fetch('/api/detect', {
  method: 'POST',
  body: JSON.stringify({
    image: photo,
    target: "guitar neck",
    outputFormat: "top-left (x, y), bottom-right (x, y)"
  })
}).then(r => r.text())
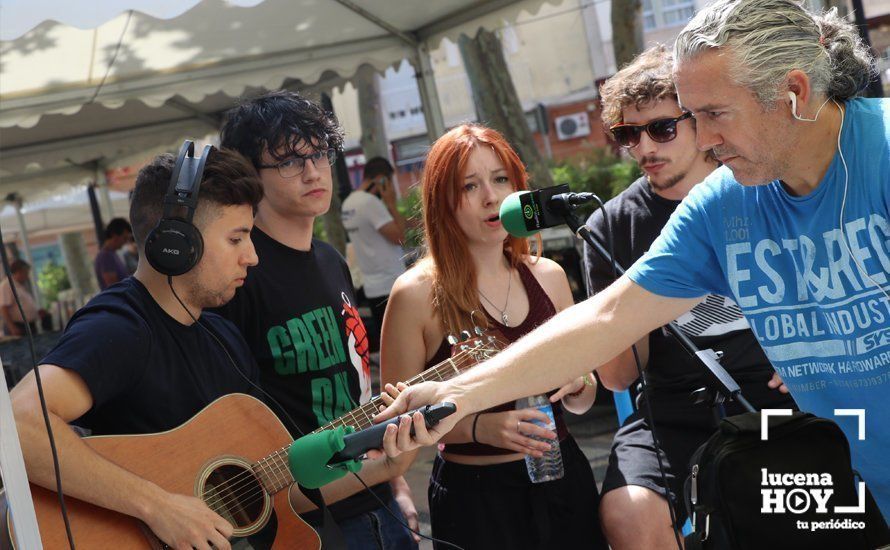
top-left (311, 348), bottom-right (479, 434)
top-left (254, 344), bottom-right (493, 495)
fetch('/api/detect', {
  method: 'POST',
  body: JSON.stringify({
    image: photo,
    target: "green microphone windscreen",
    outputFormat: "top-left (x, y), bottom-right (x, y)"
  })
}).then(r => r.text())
top-left (499, 191), bottom-right (538, 238)
top-left (288, 427), bottom-right (363, 489)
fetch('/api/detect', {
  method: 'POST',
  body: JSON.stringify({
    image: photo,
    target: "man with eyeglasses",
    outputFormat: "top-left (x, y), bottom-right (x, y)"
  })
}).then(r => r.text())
top-left (585, 44), bottom-right (796, 550)
top-left (216, 90), bottom-right (419, 549)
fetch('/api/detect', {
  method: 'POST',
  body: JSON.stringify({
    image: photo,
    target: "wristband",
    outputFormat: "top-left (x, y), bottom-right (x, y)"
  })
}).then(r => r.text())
top-left (566, 386), bottom-right (585, 398)
top-left (471, 413), bottom-right (483, 443)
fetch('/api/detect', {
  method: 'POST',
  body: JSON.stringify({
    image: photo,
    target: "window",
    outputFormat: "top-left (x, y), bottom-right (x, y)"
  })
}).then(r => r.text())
top-left (643, 0), bottom-right (656, 31)
top-left (662, 0), bottom-right (695, 28)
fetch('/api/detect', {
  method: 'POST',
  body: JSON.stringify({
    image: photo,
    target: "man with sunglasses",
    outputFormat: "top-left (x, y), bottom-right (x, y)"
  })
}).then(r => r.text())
top-left (585, 44), bottom-right (795, 549)
top-left (375, 0), bottom-right (890, 530)
top-left (216, 90), bottom-right (419, 549)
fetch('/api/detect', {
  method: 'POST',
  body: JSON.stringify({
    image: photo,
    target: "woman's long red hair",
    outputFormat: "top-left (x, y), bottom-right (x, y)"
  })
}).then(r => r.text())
top-left (419, 124), bottom-right (539, 335)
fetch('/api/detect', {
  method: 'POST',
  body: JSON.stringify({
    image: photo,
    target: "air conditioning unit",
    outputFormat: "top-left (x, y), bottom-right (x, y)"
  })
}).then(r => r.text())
top-left (554, 112), bottom-right (591, 141)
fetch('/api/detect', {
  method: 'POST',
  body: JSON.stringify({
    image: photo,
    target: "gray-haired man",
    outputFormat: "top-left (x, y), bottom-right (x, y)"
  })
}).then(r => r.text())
top-left (378, 0), bottom-right (890, 524)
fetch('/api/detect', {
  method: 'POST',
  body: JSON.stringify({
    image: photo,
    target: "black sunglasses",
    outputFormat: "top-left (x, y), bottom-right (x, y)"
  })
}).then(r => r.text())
top-left (610, 112), bottom-right (693, 148)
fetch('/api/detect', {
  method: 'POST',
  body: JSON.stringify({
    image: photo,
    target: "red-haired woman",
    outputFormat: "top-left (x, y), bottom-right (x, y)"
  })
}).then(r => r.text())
top-left (381, 124), bottom-right (607, 549)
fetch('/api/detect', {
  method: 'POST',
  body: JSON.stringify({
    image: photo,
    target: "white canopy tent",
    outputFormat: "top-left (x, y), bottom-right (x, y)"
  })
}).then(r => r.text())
top-left (0, 185), bottom-right (131, 238)
top-left (1, 0), bottom-right (561, 196)
top-left (0, 4), bottom-right (553, 544)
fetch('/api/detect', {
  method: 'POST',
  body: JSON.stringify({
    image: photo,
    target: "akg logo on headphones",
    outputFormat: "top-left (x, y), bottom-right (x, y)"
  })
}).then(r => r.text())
top-left (162, 248), bottom-right (181, 256)
top-left (523, 204), bottom-right (534, 219)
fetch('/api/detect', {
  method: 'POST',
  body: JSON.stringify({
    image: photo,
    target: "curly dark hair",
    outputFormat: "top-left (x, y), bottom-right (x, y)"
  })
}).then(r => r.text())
top-left (599, 44), bottom-right (676, 129)
top-left (220, 90), bottom-right (344, 167)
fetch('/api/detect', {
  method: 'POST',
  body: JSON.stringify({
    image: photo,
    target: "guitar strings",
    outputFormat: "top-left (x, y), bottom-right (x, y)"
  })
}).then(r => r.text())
top-left (202, 356), bottom-right (466, 516)
top-left (201, 353), bottom-right (472, 515)
top-left (202, 337), bottom-right (505, 516)
top-left (200, 343), bottom-right (484, 502)
top-left (199, 343), bottom-right (499, 516)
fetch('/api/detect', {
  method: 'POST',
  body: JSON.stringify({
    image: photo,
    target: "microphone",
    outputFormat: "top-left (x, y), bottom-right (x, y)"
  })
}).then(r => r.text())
top-left (287, 403), bottom-right (457, 489)
top-left (288, 427), bottom-right (363, 489)
top-left (499, 184), bottom-right (598, 237)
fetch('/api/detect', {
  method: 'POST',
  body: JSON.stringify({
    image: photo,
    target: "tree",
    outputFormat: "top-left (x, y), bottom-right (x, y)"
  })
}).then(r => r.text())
top-left (319, 92), bottom-right (349, 255)
top-left (356, 65), bottom-right (390, 161)
top-left (458, 29), bottom-right (554, 189)
top-left (611, 0), bottom-right (644, 71)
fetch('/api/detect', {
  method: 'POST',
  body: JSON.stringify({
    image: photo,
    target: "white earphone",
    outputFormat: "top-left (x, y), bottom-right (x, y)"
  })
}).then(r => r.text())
top-left (831, 99), bottom-right (890, 302)
top-left (788, 91), bottom-right (831, 123)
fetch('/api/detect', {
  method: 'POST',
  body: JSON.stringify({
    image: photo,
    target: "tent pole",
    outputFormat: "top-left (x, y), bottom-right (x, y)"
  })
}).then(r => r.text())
top-left (87, 184), bottom-right (106, 248)
top-left (95, 162), bottom-right (115, 220)
top-left (12, 199), bottom-right (43, 308)
top-left (414, 42), bottom-right (446, 141)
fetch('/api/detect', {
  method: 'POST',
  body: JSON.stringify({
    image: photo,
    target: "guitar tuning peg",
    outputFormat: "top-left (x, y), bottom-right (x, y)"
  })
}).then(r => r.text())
top-left (459, 330), bottom-right (472, 341)
top-left (474, 326), bottom-right (484, 336)
top-left (447, 334), bottom-right (459, 345)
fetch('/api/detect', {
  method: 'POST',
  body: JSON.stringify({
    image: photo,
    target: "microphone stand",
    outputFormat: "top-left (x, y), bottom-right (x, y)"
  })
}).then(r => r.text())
top-left (559, 208), bottom-right (756, 415)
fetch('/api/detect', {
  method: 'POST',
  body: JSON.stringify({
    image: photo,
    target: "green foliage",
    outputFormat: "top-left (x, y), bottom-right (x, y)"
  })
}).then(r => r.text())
top-left (313, 216), bottom-right (327, 242)
top-left (37, 260), bottom-right (71, 306)
top-left (549, 150), bottom-right (642, 218)
top-left (396, 186), bottom-right (424, 249)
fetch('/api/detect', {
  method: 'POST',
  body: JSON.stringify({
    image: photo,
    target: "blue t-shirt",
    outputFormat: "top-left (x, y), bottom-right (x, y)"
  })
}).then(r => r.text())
top-left (627, 98), bottom-right (890, 515)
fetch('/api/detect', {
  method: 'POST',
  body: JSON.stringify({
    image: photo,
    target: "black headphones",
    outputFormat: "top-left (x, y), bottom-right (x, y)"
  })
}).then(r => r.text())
top-left (144, 140), bottom-right (213, 276)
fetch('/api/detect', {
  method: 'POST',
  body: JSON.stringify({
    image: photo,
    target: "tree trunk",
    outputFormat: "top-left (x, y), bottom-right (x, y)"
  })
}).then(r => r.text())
top-left (611, 0), bottom-right (643, 71)
top-left (319, 92), bottom-right (348, 255)
top-left (458, 29), bottom-right (553, 189)
top-left (356, 65), bottom-right (390, 161)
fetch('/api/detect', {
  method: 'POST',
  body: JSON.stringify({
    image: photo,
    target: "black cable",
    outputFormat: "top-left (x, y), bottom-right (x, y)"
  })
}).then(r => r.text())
top-left (87, 10), bottom-right (133, 105)
top-left (348, 468), bottom-right (465, 550)
top-left (0, 226), bottom-right (75, 549)
top-left (167, 277), bottom-right (462, 549)
top-left (586, 195), bottom-right (684, 550)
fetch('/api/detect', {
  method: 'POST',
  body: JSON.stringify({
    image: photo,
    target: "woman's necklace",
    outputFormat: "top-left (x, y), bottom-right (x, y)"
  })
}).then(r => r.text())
top-left (478, 267), bottom-right (513, 326)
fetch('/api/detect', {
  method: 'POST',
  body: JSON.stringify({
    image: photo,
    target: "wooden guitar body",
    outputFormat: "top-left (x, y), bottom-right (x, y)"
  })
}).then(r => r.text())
top-left (7, 394), bottom-right (320, 549)
top-left (5, 331), bottom-right (503, 549)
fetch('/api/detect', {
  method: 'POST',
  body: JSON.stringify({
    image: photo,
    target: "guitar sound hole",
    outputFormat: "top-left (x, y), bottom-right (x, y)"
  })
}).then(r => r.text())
top-left (202, 464), bottom-right (266, 530)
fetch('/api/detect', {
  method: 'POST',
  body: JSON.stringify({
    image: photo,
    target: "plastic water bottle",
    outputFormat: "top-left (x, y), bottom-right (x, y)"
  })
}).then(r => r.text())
top-left (516, 394), bottom-right (564, 483)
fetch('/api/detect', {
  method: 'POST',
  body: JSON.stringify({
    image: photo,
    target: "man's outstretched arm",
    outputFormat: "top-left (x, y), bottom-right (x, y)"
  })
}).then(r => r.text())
top-left (376, 276), bottom-right (703, 454)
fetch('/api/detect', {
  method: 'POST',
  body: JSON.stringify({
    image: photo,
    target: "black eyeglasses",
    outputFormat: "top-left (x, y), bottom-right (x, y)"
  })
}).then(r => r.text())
top-left (258, 148), bottom-right (337, 178)
top-left (609, 112), bottom-right (693, 148)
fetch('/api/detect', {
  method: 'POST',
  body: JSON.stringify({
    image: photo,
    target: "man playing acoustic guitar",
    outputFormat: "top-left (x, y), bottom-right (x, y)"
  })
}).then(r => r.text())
top-left (11, 148), bottom-right (264, 550)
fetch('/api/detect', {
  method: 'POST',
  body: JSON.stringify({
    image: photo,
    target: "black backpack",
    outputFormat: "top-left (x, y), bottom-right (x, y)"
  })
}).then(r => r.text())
top-left (684, 411), bottom-right (889, 550)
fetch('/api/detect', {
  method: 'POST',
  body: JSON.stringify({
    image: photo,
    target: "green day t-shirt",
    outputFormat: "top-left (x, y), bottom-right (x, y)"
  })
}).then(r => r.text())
top-left (626, 98), bottom-right (890, 516)
top-left (213, 228), bottom-right (385, 520)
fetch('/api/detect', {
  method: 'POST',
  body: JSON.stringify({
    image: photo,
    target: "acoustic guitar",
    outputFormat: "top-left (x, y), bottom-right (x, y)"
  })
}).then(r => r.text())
top-left (2, 331), bottom-right (502, 549)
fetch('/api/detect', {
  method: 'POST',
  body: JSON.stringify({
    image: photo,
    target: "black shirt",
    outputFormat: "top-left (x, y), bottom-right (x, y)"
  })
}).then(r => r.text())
top-left (214, 228), bottom-right (388, 522)
top-left (584, 177), bottom-right (778, 398)
top-left (41, 277), bottom-right (259, 436)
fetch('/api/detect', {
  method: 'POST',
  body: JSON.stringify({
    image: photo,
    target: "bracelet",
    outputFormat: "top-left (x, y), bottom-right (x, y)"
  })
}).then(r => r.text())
top-left (471, 413), bottom-right (483, 443)
top-left (566, 386), bottom-right (585, 398)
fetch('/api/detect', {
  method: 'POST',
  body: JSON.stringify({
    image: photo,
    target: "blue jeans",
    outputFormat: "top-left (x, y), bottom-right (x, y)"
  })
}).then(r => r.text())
top-left (338, 496), bottom-right (419, 550)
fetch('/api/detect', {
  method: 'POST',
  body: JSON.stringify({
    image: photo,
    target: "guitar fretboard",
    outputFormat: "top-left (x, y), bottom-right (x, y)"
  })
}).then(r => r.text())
top-left (251, 342), bottom-right (499, 495)
top-left (310, 347), bottom-right (486, 434)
